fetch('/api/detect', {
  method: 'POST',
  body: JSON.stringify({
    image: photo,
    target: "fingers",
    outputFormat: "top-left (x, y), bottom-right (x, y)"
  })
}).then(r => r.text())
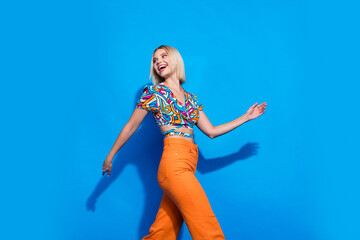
top-left (258, 103), bottom-right (266, 109)
top-left (258, 102), bottom-right (267, 114)
top-left (102, 162), bottom-right (112, 177)
top-left (102, 169), bottom-right (111, 177)
top-left (253, 102), bottom-right (267, 116)
top-left (257, 102), bottom-right (267, 108)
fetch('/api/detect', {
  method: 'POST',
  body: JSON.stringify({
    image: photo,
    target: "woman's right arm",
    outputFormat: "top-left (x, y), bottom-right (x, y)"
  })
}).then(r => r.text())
top-left (102, 108), bottom-right (148, 176)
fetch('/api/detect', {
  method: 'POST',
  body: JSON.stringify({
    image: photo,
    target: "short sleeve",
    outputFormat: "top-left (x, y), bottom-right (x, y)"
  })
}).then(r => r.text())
top-left (192, 94), bottom-right (203, 111)
top-left (136, 85), bottom-right (157, 112)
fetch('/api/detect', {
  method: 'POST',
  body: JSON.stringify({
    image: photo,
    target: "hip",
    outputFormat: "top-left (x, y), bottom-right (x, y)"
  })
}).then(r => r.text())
top-left (157, 138), bottom-right (199, 183)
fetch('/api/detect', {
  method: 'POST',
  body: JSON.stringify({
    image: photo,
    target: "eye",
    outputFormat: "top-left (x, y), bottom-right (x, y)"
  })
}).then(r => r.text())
top-left (162, 54), bottom-right (167, 58)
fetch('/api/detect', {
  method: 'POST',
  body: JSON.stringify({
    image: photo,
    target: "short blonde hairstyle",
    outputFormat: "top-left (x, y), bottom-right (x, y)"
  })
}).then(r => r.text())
top-left (149, 45), bottom-right (186, 85)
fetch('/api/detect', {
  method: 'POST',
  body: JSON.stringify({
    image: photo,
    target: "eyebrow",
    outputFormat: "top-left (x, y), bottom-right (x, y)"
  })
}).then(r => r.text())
top-left (153, 53), bottom-right (167, 60)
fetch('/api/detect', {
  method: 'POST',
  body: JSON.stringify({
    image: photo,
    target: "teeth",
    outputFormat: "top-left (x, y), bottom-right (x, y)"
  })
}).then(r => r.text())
top-left (159, 64), bottom-right (167, 70)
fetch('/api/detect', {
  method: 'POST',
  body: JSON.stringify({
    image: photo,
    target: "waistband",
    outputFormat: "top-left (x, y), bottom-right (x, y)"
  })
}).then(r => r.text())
top-left (164, 131), bottom-right (193, 138)
top-left (164, 137), bottom-right (198, 149)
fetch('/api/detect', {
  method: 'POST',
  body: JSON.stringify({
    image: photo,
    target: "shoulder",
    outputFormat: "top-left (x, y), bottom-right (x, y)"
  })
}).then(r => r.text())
top-left (186, 90), bottom-right (203, 109)
top-left (186, 90), bottom-right (199, 101)
top-left (141, 84), bottom-right (167, 97)
top-left (153, 84), bottom-right (168, 95)
top-left (141, 84), bottom-right (158, 93)
top-left (141, 84), bottom-right (152, 91)
top-left (154, 83), bottom-right (166, 90)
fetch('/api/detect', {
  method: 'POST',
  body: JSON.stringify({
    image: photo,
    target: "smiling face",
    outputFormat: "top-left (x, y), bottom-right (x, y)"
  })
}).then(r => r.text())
top-left (149, 45), bottom-right (186, 85)
top-left (152, 48), bottom-right (174, 79)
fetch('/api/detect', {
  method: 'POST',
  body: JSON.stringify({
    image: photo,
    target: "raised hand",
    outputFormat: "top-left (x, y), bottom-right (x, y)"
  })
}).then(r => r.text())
top-left (245, 102), bottom-right (267, 121)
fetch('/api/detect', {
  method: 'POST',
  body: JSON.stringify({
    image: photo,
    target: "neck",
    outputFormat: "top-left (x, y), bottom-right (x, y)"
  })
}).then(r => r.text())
top-left (163, 74), bottom-right (181, 91)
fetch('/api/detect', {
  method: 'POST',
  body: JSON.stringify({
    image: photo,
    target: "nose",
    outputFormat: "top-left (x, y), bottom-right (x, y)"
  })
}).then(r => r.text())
top-left (156, 60), bottom-right (163, 66)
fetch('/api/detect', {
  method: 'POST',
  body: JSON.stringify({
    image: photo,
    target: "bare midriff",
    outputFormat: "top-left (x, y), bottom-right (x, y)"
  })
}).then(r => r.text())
top-left (160, 125), bottom-right (194, 143)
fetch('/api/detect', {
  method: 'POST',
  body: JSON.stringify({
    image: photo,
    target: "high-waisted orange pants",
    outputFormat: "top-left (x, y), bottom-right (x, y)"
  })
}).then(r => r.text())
top-left (142, 138), bottom-right (225, 240)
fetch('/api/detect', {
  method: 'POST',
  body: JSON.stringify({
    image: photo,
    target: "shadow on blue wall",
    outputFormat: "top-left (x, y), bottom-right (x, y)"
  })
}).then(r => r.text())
top-left (86, 86), bottom-right (259, 239)
top-left (196, 142), bottom-right (259, 174)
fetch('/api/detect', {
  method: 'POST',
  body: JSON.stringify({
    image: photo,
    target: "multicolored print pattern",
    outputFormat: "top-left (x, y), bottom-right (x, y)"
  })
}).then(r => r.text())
top-left (136, 84), bottom-right (203, 129)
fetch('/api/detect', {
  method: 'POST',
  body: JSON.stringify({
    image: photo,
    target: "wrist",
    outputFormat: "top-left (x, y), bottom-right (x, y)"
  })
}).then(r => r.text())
top-left (242, 114), bottom-right (250, 122)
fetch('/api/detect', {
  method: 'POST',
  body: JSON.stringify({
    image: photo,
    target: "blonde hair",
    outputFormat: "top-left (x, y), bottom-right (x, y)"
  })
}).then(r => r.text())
top-left (149, 45), bottom-right (186, 85)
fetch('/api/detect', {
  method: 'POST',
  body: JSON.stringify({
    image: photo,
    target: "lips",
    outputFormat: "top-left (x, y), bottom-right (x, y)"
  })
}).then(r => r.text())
top-left (158, 64), bottom-right (167, 72)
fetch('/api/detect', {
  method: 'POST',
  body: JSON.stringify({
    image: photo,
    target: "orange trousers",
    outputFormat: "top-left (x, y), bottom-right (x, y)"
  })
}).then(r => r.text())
top-left (142, 138), bottom-right (225, 240)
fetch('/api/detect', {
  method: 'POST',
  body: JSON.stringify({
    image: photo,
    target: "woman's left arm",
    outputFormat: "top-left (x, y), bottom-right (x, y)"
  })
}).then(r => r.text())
top-left (196, 102), bottom-right (267, 139)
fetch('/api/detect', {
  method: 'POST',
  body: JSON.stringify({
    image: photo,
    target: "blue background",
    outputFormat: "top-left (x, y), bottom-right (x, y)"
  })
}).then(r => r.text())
top-left (1, 0), bottom-right (359, 239)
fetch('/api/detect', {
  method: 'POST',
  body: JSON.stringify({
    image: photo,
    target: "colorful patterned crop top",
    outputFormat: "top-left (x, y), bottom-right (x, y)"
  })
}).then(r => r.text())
top-left (136, 83), bottom-right (203, 138)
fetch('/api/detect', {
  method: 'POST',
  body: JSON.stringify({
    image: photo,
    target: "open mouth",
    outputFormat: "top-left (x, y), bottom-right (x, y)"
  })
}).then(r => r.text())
top-left (158, 64), bottom-right (167, 72)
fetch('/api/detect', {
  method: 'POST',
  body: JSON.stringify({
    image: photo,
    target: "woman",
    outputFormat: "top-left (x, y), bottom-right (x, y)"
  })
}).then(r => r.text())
top-left (102, 45), bottom-right (267, 239)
